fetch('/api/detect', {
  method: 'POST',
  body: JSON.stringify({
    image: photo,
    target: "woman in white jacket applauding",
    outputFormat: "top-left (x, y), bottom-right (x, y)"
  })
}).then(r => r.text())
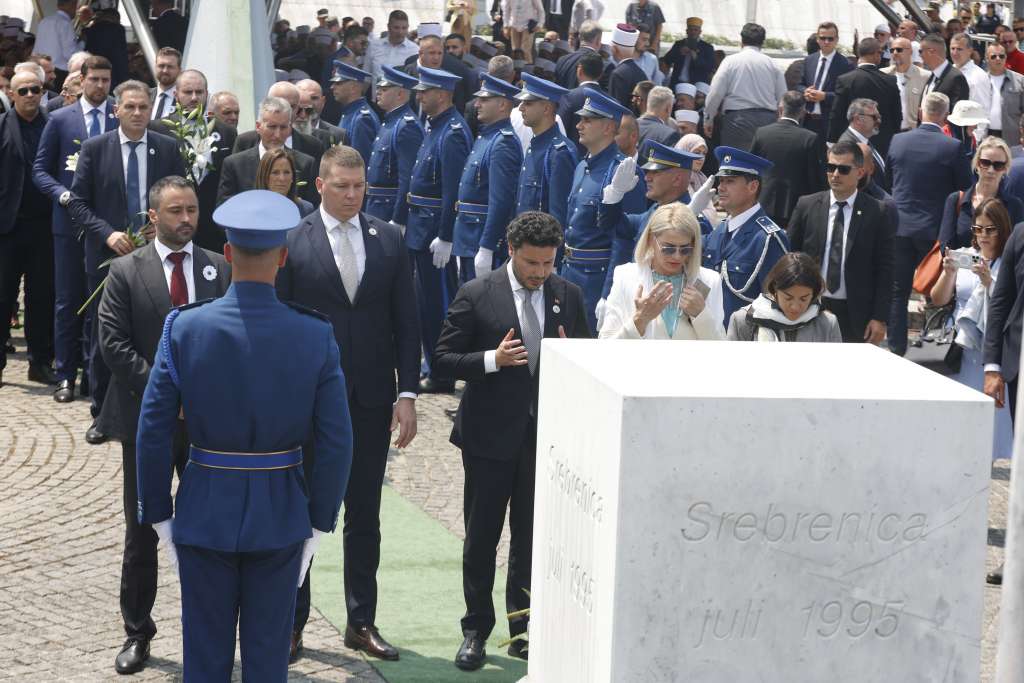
top-left (599, 203), bottom-right (725, 340)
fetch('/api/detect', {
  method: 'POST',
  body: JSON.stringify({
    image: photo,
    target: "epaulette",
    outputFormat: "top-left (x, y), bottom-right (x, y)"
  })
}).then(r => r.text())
top-left (450, 121), bottom-right (463, 130)
top-left (176, 297), bottom-right (215, 312)
top-left (500, 128), bottom-right (515, 136)
top-left (284, 300), bottom-right (330, 322)
top-left (553, 140), bottom-right (567, 149)
top-left (360, 107), bottom-right (371, 114)
top-left (403, 114), bottom-right (417, 122)
top-left (755, 215), bottom-right (781, 235)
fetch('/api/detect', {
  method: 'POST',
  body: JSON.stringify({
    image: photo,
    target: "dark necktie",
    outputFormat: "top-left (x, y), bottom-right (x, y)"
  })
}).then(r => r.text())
top-left (88, 108), bottom-right (101, 138)
top-left (126, 141), bottom-right (143, 231)
top-left (807, 57), bottom-right (828, 111)
top-left (827, 201), bottom-right (847, 293)
top-left (167, 252), bottom-right (188, 307)
top-left (522, 288), bottom-right (541, 375)
top-left (154, 92), bottom-right (167, 120)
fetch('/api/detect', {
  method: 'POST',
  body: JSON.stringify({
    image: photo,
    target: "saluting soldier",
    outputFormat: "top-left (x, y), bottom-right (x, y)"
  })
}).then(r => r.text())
top-left (365, 65), bottom-right (424, 226)
top-left (135, 190), bottom-right (354, 680)
top-left (702, 146), bottom-right (790, 325)
top-left (407, 66), bottom-right (473, 394)
top-left (329, 60), bottom-right (381, 166)
top-left (562, 87), bottom-right (647, 333)
top-left (453, 74), bottom-right (523, 284)
top-left (514, 73), bottom-right (578, 233)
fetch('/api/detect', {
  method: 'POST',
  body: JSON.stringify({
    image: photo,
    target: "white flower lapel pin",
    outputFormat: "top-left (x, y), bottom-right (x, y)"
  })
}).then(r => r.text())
top-left (552, 297), bottom-right (561, 314)
top-left (149, 148), bottom-right (155, 156)
top-left (202, 265), bottom-right (217, 281)
top-left (368, 227), bottom-right (378, 236)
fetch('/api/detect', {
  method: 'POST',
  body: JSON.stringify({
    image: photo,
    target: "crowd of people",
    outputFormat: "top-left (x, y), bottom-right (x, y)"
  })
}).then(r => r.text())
top-left (2, 0), bottom-right (1024, 678)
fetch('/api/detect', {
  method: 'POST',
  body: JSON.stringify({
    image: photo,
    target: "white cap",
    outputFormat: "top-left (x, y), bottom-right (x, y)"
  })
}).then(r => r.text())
top-left (418, 22), bottom-right (443, 38)
top-left (674, 109), bottom-right (700, 124)
top-left (875, 23), bottom-right (891, 34)
top-left (947, 99), bottom-right (989, 127)
top-left (675, 83), bottom-right (697, 97)
top-left (612, 23), bottom-right (639, 47)
top-left (695, 82), bottom-right (710, 94)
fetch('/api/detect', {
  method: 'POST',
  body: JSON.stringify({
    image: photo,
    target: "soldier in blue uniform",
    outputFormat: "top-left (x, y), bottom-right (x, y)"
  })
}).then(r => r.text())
top-left (562, 87), bottom-right (647, 333)
top-left (328, 61), bottom-right (381, 166)
top-left (453, 74), bottom-right (523, 284)
top-left (514, 73), bottom-right (578, 235)
top-left (365, 66), bottom-right (424, 226)
top-left (407, 66), bottom-right (473, 393)
top-left (702, 146), bottom-right (790, 326)
top-left (135, 190), bottom-right (354, 681)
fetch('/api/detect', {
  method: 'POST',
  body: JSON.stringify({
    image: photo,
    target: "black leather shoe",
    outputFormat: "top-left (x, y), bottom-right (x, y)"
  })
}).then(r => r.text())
top-left (28, 363), bottom-right (58, 385)
top-left (54, 380), bottom-right (75, 403)
top-left (507, 638), bottom-right (528, 660)
top-left (115, 637), bottom-right (150, 674)
top-left (418, 377), bottom-right (455, 394)
top-left (455, 632), bottom-right (486, 671)
top-left (85, 421), bottom-right (107, 445)
top-left (345, 624), bottom-right (399, 660)
top-left (289, 629), bottom-right (303, 664)
top-left (987, 562), bottom-right (1004, 585)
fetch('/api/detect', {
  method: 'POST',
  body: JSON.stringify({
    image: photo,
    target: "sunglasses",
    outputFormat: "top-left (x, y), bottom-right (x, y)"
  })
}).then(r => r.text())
top-left (990, 53), bottom-right (1007, 59)
top-left (972, 224), bottom-right (1000, 235)
top-left (16, 85), bottom-right (42, 96)
top-left (1002, 39), bottom-right (1017, 45)
top-left (978, 158), bottom-right (1008, 170)
top-left (826, 163), bottom-right (854, 175)
top-left (297, 106), bottom-right (316, 115)
top-left (891, 47), bottom-right (906, 53)
top-left (1016, 27), bottom-right (1024, 32)
top-left (655, 240), bottom-right (694, 257)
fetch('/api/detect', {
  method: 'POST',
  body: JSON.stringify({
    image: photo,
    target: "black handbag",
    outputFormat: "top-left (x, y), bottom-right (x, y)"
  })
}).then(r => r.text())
top-left (943, 340), bottom-right (964, 373)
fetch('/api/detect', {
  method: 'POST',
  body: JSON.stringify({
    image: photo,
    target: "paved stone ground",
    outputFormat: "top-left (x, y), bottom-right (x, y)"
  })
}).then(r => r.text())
top-left (0, 321), bottom-right (1010, 681)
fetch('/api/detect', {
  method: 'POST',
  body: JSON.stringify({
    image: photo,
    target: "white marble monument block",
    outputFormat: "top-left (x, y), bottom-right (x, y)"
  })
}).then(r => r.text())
top-left (529, 340), bottom-right (992, 683)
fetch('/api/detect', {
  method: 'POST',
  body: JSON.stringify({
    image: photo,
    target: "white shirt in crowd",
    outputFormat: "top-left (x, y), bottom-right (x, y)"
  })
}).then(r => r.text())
top-left (988, 72), bottom-right (1006, 131)
top-left (34, 9), bottom-right (81, 71)
top-left (153, 238), bottom-right (196, 304)
top-left (958, 59), bottom-right (990, 104)
top-left (151, 86), bottom-right (176, 120)
top-left (321, 205), bottom-right (367, 281)
top-left (704, 46), bottom-right (786, 120)
top-left (118, 128), bottom-right (148, 216)
top-left (726, 203), bottom-right (763, 233)
top-left (80, 99), bottom-right (109, 134)
top-left (810, 51), bottom-right (836, 115)
top-left (636, 51), bottom-right (663, 85)
top-left (365, 36), bottom-right (419, 86)
top-left (483, 262), bottom-right (545, 373)
top-left (823, 190), bottom-right (856, 300)
top-left (258, 136), bottom-right (294, 158)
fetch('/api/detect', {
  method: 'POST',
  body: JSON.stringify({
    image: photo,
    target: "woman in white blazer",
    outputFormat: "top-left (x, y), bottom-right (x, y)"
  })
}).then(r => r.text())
top-left (599, 203), bottom-right (725, 340)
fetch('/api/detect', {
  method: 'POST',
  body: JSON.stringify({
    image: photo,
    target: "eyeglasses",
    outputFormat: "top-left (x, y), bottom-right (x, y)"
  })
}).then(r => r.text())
top-left (1001, 38), bottom-right (1017, 45)
top-left (825, 162), bottom-right (854, 175)
top-left (891, 47), bottom-right (906, 53)
top-left (978, 158), bottom-right (1008, 170)
top-left (972, 224), bottom-right (1000, 235)
top-left (298, 106), bottom-right (315, 115)
top-left (858, 112), bottom-right (881, 121)
top-left (655, 240), bottom-right (694, 257)
top-left (817, 35), bottom-right (836, 42)
top-left (16, 85), bottom-right (42, 96)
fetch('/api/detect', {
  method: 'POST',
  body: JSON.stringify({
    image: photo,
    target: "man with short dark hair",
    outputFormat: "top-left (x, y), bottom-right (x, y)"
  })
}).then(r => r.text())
top-left (434, 211), bottom-right (590, 671)
top-left (920, 32), bottom-right (969, 112)
top-left (149, 47), bottom-right (181, 120)
top-left (797, 21), bottom-right (853, 139)
top-left (445, 33), bottom-right (467, 58)
top-left (827, 37), bottom-right (901, 157)
top-left (558, 51), bottom-right (605, 149)
top-left (364, 10), bottom-right (419, 86)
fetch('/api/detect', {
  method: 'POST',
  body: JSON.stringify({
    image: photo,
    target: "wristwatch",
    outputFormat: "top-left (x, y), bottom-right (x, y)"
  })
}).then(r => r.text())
top-left (58, 190), bottom-right (71, 207)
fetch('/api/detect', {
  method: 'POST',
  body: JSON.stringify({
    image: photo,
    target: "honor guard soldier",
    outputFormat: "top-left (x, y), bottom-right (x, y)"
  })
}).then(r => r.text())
top-left (563, 87), bottom-right (647, 333)
top-left (514, 73), bottom-right (578, 234)
top-left (135, 190), bottom-right (354, 680)
top-left (365, 65), bottom-right (424, 226)
top-left (453, 74), bottom-right (523, 283)
top-left (408, 66), bottom-right (473, 393)
top-left (329, 60), bottom-right (381, 166)
top-left (702, 146), bottom-right (790, 325)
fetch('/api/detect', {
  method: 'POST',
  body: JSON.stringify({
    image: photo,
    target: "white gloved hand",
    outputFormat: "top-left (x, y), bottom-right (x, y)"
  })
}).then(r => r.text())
top-left (153, 518), bottom-right (179, 578)
top-left (595, 298), bottom-right (607, 330)
top-left (297, 528), bottom-right (325, 587)
top-left (602, 157), bottom-right (639, 205)
top-left (429, 238), bottom-right (453, 269)
top-left (687, 174), bottom-right (716, 216)
top-left (474, 247), bottom-right (493, 277)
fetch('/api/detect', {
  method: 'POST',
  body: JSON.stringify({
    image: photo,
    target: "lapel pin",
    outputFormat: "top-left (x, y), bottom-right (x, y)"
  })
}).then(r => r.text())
top-left (368, 227), bottom-right (377, 236)
top-left (552, 298), bottom-right (560, 314)
top-left (202, 265), bottom-right (217, 281)
top-left (857, 210), bottom-right (862, 216)
top-left (149, 148), bottom-right (155, 155)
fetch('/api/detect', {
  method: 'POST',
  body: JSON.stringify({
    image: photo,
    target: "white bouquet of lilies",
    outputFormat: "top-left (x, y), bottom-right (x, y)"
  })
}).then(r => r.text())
top-left (162, 103), bottom-right (220, 186)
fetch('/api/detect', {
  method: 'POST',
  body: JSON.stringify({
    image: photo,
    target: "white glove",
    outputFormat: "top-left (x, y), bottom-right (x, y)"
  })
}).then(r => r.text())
top-left (297, 528), bottom-right (325, 587)
top-left (601, 157), bottom-right (639, 205)
top-left (687, 174), bottom-right (716, 216)
top-left (153, 519), bottom-right (179, 578)
top-left (474, 247), bottom-right (493, 277)
top-left (429, 238), bottom-right (453, 269)
top-left (595, 298), bottom-right (607, 330)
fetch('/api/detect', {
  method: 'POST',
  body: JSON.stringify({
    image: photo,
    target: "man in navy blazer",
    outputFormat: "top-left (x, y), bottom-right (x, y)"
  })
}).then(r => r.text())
top-left (885, 91), bottom-right (972, 356)
top-left (276, 146), bottom-right (419, 662)
top-left (797, 21), bottom-right (853, 139)
top-left (33, 55), bottom-right (117, 404)
top-left (66, 79), bottom-right (184, 443)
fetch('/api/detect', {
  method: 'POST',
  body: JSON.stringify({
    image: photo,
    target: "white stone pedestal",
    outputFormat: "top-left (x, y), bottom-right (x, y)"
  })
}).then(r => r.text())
top-left (528, 341), bottom-right (992, 683)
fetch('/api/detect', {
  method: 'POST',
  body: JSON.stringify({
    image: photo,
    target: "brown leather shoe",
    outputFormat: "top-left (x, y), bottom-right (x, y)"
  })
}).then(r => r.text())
top-left (289, 630), bottom-right (303, 664)
top-left (344, 624), bottom-right (399, 660)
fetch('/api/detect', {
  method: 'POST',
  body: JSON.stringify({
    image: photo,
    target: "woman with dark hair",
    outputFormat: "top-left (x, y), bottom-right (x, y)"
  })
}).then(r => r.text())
top-left (931, 196), bottom-right (1013, 458)
top-left (727, 252), bottom-right (842, 342)
top-left (255, 147), bottom-right (315, 216)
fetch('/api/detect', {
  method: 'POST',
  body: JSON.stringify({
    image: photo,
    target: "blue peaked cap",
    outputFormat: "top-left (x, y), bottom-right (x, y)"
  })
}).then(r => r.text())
top-left (214, 190), bottom-right (300, 249)
top-left (640, 140), bottom-right (703, 171)
top-left (515, 72), bottom-right (570, 103)
top-left (474, 73), bottom-right (522, 100)
top-left (378, 64), bottom-right (419, 90)
top-left (713, 146), bottom-right (774, 177)
top-left (329, 60), bottom-right (372, 83)
top-left (575, 86), bottom-right (632, 123)
top-left (413, 66), bottom-right (461, 92)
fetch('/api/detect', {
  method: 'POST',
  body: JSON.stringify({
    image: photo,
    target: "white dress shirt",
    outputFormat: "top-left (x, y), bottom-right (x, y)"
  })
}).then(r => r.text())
top-left (321, 205), bottom-right (367, 281)
top-left (118, 128), bottom-right (148, 216)
top-left (365, 37), bottom-right (419, 83)
top-left (925, 60), bottom-right (950, 94)
top-left (704, 46), bottom-right (787, 119)
top-left (959, 59), bottom-right (990, 104)
top-left (81, 99), bottom-right (109, 135)
top-left (484, 262), bottom-right (546, 373)
top-left (726, 203), bottom-right (763, 233)
top-left (989, 73), bottom-right (1006, 130)
top-left (822, 190), bottom-right (856, 300)
top-left (258, 136), bottom-right (294, 158)
top-left (153, 238), bottom-right (196, 304)
top-left (810, 51), bottom-right (835, 115)
top-left (151, 86), bottom-right (176, 120)
top-left (34, 10), bottom-right (81, 71)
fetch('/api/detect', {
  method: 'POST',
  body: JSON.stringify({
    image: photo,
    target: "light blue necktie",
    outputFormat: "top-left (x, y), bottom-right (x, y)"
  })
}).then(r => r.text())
top-left (88, 108), bottom-right (101, 138)
top-left (126, 141), bottom-right (143, 231)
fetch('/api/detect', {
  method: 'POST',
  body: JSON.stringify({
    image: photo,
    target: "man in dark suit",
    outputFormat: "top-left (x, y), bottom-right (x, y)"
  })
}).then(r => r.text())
top-left (797, 21), bottom-right (853, 139)
top-left (919, 32), bottom-right (970, 114)
top-left (277, 145), bottom-right (419, 663)
top-left (232, 81), bottom-right (330, 163)
top-left (836, 97), bottom-right (889, 190)
top-left (984, 222), bottom-right (1024, 417)
top-left (402, 36), bottom-right (478, 115)
top-left (434, 211), bottom-right (590, 671)
top-left (149, 48), bottom-right (181, 121)
top-left (750, 90), bottom-right (826, 228)
top-left (217, 96), bottom-right (319, 208)
top-left (150, 0), bottom-right (188, 52)
top-left (148, 69), bottom-right (237, 252)
top-left (663, 17), bottom-right (716, 88)
top-left (67, 79), bottom-right (185, 444)
top-left (34, 56), bottom-right (118, 402)
top-left (0, 69), bottom-right (56, 387)
top-left (295, 78), bottom-right (347, 146)
top-left (607, 25), bottom-right (647, 110)
top-left (827, 37), bottom-right (901, 158)
top-left (636, 85), bottom-right (681, 148)
top-left (787, 141), bottom-right (893, 343)
top-left (96, 176), bottom-right (229, 674)
top-left (558, 52), bottom-right (606, 152)
top-left (885, 91), bottom-right (972, 356)
top-left (554, 21), bottom-right (605, 90)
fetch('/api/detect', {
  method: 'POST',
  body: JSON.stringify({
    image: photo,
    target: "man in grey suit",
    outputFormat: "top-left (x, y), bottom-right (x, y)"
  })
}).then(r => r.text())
top-left (96, 176), bottom-right (230, 674)
top-left (636, 85), bottom-right (681, 149)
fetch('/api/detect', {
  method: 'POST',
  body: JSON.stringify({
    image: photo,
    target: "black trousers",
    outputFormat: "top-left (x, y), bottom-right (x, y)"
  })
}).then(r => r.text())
top-left (120, 423), bottom-right (187, 640)
top-left (888, 235), bottom-right (934, 356)
top-left (822, 297), bottom-right (860, 342)
top-left (461, 419), bottom-right (537, 640)
top-left (0, 218), bottom-right (54, 369)
top-left (295, 402), bottom-right (392, 631)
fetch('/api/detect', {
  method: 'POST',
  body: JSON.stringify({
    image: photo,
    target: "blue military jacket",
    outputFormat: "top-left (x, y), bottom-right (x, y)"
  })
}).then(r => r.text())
top-left (405, 106), bottom-right (472, 251)
top-left (515, 125), bottom-right (578, 230)
top-left (600, 189), bottom-right (694, 273)
top-left (338, 97), bottom-right (381, 167)
top-left (136, 282), bottom-right (354, 552)
top-left (452, 118), bottom-right (523, 257)
top-left (702, 205), bottom-right (790, 325)
top-left (365, 104), bottom-right (424, 226)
